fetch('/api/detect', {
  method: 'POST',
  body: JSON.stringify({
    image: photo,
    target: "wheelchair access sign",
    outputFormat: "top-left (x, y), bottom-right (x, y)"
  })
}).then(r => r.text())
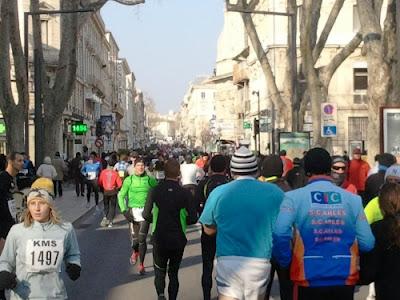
top-left (321, 103), bottom-right (337, 137)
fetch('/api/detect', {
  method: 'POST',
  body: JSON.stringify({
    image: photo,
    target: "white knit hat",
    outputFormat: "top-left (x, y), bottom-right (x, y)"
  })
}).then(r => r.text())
top-left (230, 146), bottom-right (258, 174)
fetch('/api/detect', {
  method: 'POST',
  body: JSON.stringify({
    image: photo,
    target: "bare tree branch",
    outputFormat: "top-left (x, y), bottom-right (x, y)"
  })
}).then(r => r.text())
top-left (312, 0), bottom-right (345, 63)
top-left (320, 32), bottom-right (363, 84)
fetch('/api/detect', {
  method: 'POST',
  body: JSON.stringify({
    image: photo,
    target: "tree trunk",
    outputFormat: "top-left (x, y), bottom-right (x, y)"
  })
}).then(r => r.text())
top-left (0, 1), bottom-right (26, 152)
top-left (3, 110), bottom-right (25, 152)
top-left (43, 115), bottom-right (63, 157)
top-left (357, 0), bottom-right (392, 163)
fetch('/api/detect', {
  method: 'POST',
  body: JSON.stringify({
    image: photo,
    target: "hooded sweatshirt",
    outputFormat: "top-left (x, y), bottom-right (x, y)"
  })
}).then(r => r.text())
top-left (0, 221), bottom-right (80, 299)
top-left (36, 157), bottom-right (57, 180)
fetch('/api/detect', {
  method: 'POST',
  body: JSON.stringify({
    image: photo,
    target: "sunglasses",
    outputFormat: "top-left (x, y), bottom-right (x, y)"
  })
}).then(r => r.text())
top-left (332, 165), bottom-right (346, 171)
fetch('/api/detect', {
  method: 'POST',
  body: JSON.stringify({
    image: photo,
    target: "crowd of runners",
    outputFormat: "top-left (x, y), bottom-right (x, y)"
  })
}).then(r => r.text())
top-left (0, 145), bottom-right (399, 300)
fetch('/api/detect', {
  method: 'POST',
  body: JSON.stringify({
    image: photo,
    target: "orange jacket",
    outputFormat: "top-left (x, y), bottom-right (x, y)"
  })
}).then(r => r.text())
top-left (347, 159), bottom-right (370, 192)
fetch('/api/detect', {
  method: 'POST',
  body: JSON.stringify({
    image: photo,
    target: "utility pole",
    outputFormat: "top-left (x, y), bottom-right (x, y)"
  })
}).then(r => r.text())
top-left (252, 90), bottom-right (261, 154)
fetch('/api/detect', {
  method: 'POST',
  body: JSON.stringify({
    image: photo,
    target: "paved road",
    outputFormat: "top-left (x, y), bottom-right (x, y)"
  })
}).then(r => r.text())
top-left (63, 204), bottom-right (369, 300)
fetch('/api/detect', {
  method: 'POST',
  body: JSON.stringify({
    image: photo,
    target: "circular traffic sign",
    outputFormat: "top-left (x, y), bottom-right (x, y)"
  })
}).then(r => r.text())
top-left (95, 138), bottom-right (104, 148)
top-left (323, 104), bottom-right (334, 115)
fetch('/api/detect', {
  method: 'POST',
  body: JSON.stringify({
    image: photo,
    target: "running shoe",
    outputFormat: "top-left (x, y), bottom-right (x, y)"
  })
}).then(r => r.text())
top-left (129, 251), bottom-right (139, 265)
top-left (138, 263), bottom-right (145, 275)
top-left (107, 222), bottom-right (113, 228)
top-left (100, 217), bottom-right (108, 227)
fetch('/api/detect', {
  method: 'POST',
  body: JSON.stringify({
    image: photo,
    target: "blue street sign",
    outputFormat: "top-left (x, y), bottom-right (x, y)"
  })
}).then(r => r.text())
top-left (322, 125), bottom-right (337, 137)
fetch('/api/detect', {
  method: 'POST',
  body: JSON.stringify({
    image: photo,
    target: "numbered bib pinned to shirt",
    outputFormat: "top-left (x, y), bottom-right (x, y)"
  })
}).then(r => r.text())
top-left (87, 171), bottom-right (97, 180)
top-left (26, 239), bottom-right (64, 273)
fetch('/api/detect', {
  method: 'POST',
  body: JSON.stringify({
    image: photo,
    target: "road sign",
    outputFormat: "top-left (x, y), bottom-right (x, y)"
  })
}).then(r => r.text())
top-left (321, 103), bottom-right (337, 137)
top-left (243, 121), bottom-right (252, 129)
top-left (95, 137), bottom-right (104, 148)
top-left (323, 125), bottom-right (337, 137)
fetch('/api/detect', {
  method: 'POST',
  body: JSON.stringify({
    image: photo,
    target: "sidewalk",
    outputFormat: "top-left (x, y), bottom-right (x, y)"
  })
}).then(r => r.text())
top-left (53, 182), bottom-right (101, 223)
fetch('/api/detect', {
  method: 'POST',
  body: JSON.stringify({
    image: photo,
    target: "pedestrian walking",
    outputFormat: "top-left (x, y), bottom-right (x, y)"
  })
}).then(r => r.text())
top-left (0, 178), bottom-right (81, 299)
top-left (200, 146), bottom-right (284, 300)
top-left (70, 152), bottom-right (85, 197)
top-left (360, 182), bottom-right (400, 300)
top-left (98, 158), bottom-right (122, 228)
top-left (81, 154), bottom-right (101, 209)
top-left (52, 152), bottom-right (68, 197)
top-left (118, 158), bottom-right (157, 275)
top-left (273, 147), bottom-right (375, 300)
top-left (196, 155), bottom-right (229, 300)
top-left (143, 159), bottom-right (197, 300)
top-left (36, 156), bottom-right (57, 181)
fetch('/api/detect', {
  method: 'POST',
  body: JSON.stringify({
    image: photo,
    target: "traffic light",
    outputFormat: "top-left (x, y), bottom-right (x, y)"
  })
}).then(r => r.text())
top-left (254, 118), bottom-right (260, 135)
top-left (95, 121), bottom-right (103, 137)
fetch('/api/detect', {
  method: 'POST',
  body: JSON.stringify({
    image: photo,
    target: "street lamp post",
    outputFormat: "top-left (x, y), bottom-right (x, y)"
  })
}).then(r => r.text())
top-left (23, 8), bottom-right (94, 165)
top-left (252, 91), bottom-right (260, 154)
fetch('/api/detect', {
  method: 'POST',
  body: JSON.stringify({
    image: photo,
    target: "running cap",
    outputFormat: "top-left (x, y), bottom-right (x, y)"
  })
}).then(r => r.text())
top-left (230, 146), bottom-right (258, 175)
top-left (27, 178), bottom-right (54, 205)
top-left (304, 147), bottom-right (331, 175)
top-left (385, 164), bottom-right (400, 180)
top-left (261, 154), bottom-right (283, 178)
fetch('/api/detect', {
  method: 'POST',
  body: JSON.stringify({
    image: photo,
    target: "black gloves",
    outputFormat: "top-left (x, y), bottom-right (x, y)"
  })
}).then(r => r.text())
top-left (0, 271), bottom-right (17, 290)
top-left (66, 263), bottom-right (81, 281)
top-left (123, 210), bottom-right (135, 223)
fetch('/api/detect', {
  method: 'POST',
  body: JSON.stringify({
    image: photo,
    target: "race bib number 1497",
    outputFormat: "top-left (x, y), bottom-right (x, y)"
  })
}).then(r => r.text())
top-left (26, 239), bottom-right (64, 273)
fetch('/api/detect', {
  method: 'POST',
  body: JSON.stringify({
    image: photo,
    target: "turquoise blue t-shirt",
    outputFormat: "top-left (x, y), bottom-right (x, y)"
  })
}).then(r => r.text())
top-left (199, 178), bottom-right (284, 259)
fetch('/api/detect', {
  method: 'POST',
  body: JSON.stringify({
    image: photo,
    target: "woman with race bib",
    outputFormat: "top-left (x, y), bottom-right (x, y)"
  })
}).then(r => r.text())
top-left (118, 158), bottom-right (157, 275)
top-left (0, 178), bottom-right (81, 299)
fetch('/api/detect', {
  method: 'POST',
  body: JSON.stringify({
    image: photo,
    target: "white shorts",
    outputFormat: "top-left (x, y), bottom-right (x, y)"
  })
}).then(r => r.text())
top-left (216, 256), bottom-right (271, 300)
top-left (131, 207), bottom-right (145, 222)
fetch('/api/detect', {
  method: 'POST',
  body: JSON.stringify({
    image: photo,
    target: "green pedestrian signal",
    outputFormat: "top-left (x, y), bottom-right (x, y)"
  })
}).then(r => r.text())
top-left (71, 122), bottom-right (88, 135)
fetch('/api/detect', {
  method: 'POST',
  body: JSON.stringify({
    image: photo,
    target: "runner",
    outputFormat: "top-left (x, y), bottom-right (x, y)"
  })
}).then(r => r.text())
top-left (118, 158), bottom-right (157, 275)
top-left (98, 158), bottom-right (122, 228)
top-left (273, 147), bottom-right (375, 300)
top-left (181, 154), bottom-right (205, 197)
top-left (143, 159), bottom-right (197, 300)
top-left (196, 154), bottom-right (229, 300)
top-left (0, 178), bottom-right (81, 299)
top-left (360, 182), bottom-right (400, 300)
top-left (331, 155), bottom-right (357, 194)
top-left (114, 153), bottom-right (129, 179)
top-left (200, 146), bottom-right (284, 300)
top-left (0, 152), bottom-right (24, 299)
top-left (258, 154), bottom-right (292, 300)
top-left (81, 154), bottom-right (101, 209)
top-left (364, 153), bottom-right (396, 204)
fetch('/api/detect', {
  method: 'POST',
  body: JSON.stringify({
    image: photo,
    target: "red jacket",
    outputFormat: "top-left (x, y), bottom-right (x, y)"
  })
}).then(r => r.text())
top-left (348, 159), bottom-right (370, 192)
top-left (342, 180), bottom-right (358, 194)
top-left (98, 168), bottom-right (122, 193)
top-left (281, 156), bottom-right (294, 176)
